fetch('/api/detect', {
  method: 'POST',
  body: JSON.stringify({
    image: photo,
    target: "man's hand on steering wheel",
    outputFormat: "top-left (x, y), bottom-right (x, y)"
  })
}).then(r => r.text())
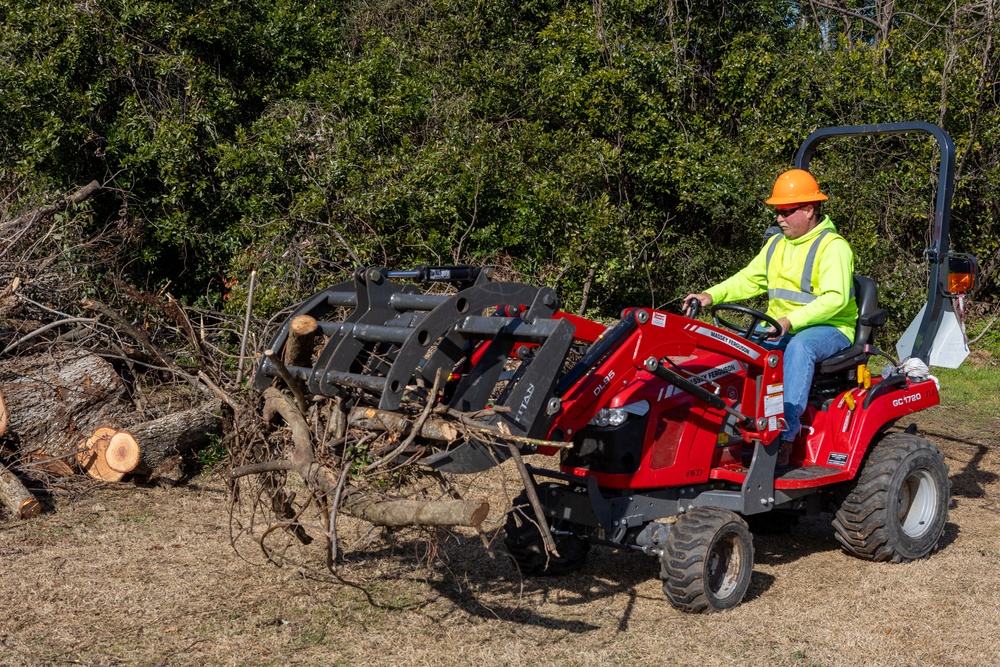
top-left (709, 303), bottom-right (787, 344)
top-left (770, 316), bottom-right (792, 339)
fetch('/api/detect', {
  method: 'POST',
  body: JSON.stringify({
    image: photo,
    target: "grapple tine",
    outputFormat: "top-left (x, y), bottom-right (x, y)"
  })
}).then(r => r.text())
top-left (375, 281), bottom-right (546, 411)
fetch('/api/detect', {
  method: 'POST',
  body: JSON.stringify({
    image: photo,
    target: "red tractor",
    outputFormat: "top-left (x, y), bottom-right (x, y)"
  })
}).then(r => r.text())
top-left (255, 123), bottom-right (978, 612)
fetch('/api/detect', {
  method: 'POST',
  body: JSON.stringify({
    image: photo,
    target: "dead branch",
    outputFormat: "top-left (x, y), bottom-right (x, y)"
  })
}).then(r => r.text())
top-left (81, 298), bottom-right (179, 374)
top-left (197, 371), bottom-right (242, 413)
top-left (3, 180), bottom-right (101, 232)
top-left (247, 388), bottom-right (489, 529)
top-left (1, 317), bottom-right (99, 355)
top-left (235, 269), bottom-right (257, 385)
top-left (263, 350), bottom-right (308, 415)
top-left (347, 407), bottom-right (458, 442)
top-left (164, 292), bottom-right (210, 367)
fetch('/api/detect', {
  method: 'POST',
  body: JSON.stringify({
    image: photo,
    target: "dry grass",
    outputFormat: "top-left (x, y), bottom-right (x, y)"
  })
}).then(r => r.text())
top-left (2, 404), bottom-right (1000, 667)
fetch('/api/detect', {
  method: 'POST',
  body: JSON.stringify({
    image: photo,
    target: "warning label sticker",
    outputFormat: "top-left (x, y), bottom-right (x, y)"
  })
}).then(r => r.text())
top-left (651, 312), bottom-right (667, 328)
top-left (764, 392), bottom-right (784, 417)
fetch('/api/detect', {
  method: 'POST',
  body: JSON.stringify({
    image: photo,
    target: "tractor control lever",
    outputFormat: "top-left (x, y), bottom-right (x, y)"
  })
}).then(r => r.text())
top-left (643, 357), bottom-right (755, 429)
top-left (684, 297), bottom-right (701, 318)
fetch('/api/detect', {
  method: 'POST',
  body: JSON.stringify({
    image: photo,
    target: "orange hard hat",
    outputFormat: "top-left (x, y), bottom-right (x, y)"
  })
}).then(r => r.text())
top-left (765, 169), bottom-right (828, 206)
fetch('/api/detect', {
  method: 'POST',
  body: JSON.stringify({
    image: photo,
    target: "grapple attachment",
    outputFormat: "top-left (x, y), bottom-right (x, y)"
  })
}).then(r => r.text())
top-left (254, 266), bottom-right (590, 470)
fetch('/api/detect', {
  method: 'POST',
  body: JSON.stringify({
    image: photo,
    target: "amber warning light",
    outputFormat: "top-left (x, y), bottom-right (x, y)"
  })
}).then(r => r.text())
top-left (948, 272), bottom-right (973, 294)
top-left (945, 254), bottom-right (978, 296)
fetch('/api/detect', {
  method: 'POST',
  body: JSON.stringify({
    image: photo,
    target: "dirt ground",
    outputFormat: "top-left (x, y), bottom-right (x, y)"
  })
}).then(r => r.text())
top-left (2, 401), bottom-right (1000, 667)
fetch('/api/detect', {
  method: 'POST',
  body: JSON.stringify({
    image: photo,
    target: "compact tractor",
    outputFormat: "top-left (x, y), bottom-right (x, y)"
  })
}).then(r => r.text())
top-left (254, 123), bottom-right (978, 612)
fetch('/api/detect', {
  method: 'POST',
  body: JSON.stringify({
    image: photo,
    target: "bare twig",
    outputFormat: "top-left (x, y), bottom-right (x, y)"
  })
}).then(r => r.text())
top-left (230, 460), bottom-right (297, 478)
top-left (197, 370), bottom-right (242, 412)
top-left (1, 317), bottom-right (99, 355)
top-left (507, 443), bottom-right (559, 556)
top-left (969, 313), bottom-right (999, 345)
top-left (81, 298), bottom-right (187, 378)
top-left (328, 459), bottom-right (353, 565)
top-left (236, 269), bottom-right (257, 385)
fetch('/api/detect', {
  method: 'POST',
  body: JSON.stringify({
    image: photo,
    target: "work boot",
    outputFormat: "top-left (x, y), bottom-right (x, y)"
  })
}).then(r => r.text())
top-left (776, 440), bottom-right (793, 468)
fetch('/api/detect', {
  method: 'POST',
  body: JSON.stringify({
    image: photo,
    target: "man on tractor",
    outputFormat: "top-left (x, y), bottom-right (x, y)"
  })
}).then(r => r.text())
top-left (685, 169), bottom-right (858, 465)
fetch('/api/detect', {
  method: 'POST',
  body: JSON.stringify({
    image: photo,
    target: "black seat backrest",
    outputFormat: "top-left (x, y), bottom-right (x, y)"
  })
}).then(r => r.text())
top-left (853, 275), bottom-right (880, 347)
top-left (815, 274), bottom-right (886, 375)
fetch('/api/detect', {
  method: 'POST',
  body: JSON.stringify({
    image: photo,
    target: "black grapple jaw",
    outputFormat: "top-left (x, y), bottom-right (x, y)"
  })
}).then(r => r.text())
top-left (253, 266), bottom-right (578, 472)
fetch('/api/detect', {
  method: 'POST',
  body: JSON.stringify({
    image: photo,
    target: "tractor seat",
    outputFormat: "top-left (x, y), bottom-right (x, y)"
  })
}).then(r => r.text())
top-left (816, 275), bottom-right (887, 374)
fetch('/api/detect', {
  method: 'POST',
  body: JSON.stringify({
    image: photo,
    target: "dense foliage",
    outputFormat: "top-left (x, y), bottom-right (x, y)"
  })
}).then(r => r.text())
top-left (3, 0), bottom-right (1000, 335)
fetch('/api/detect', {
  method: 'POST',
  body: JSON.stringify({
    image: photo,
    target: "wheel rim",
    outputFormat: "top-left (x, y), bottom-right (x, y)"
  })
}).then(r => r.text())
top-left (706, 531), bottom-right (744, 599)
top-left (898, 469), bottom-right (938, 538)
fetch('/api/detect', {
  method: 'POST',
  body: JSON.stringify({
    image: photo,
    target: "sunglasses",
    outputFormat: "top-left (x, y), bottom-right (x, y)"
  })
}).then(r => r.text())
top-left (776, 204), bottom-right (808, 217)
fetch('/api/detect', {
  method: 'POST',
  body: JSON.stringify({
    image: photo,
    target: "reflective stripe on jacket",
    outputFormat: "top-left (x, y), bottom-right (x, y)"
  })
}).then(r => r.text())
top-left (704, 216), bottom-right (858, 343)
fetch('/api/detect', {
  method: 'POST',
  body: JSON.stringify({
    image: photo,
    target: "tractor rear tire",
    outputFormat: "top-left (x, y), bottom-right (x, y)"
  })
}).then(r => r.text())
top-left (503, 489), bottom-right (590, 576)
top-left (660, 507), bottom-right (754, 613)
top-left (832, 432), bottom-right (949, 562)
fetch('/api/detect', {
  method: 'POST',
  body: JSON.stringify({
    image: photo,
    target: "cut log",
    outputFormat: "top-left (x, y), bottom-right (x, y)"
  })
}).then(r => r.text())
top-left (0, 349), bottom-right (130, 466)
top-left (347, 406), bottom-right (459, 442)
top-left (283, 315), bottom-right (318, 368)
top-left (71, 404), bottom-right (221, 481)
top-left (128, 400), bottom-right (223, 477)
top-left (0, 464), bottom-right (41, 519)
top-left (0, 389), bottom-right (7, 438)
top-left (77, 426), bottom-right (126, 482)
top-left (106, 432), bottom-right (140, 473)
top-left (76, 427), bottom-right (141, 481)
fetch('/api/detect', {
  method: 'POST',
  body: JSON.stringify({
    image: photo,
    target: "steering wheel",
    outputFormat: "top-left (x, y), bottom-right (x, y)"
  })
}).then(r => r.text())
top-left (709, 304), bottom-right (783, 344)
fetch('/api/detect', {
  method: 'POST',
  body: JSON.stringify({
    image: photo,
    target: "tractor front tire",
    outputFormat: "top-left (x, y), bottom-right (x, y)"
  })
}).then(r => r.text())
top-left (660, 507), bottom-right (754, 613)
top-left (832, 432), bottom-right (949, 562)
top-left (503, 489), bottom-right (590, 576)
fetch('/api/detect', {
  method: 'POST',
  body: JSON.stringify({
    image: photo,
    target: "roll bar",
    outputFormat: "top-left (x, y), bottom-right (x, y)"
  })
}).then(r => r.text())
top-left (794, 121), bottom-right (957, 363)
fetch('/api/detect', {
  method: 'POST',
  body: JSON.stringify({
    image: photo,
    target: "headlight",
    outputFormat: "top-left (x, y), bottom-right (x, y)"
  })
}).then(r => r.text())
top-left (588, 400), bottom-right (650, 427)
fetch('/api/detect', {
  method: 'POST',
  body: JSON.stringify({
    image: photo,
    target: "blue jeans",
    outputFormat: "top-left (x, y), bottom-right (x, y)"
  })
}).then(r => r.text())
top-left (761, 325), bottom-right (851, 442)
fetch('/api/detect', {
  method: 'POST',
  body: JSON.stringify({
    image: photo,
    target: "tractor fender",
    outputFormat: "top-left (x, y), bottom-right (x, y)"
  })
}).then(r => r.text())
top-left (824, 377), bottom-right (940, 478)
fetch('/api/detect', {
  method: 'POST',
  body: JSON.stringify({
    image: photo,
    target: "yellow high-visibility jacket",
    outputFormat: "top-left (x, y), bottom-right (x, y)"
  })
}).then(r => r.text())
top-left (705, 216), bottom-right (858, 344)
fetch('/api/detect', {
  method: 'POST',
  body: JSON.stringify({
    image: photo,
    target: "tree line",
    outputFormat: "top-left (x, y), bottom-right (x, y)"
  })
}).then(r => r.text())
top-left (2, 0), bottom-right (999, 340)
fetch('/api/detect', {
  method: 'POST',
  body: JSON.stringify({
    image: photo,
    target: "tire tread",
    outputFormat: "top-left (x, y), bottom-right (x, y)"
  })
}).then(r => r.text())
top-left (832, 432), bottom-right (948, 563)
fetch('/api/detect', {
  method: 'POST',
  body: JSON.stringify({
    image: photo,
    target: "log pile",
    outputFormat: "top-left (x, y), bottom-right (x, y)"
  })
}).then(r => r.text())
top-left (0, 180), bottom-right (495, 588)
top-left (0, 181), bottom-right (237, 519)
top-left (0, 348), bottom-right (225, 516)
